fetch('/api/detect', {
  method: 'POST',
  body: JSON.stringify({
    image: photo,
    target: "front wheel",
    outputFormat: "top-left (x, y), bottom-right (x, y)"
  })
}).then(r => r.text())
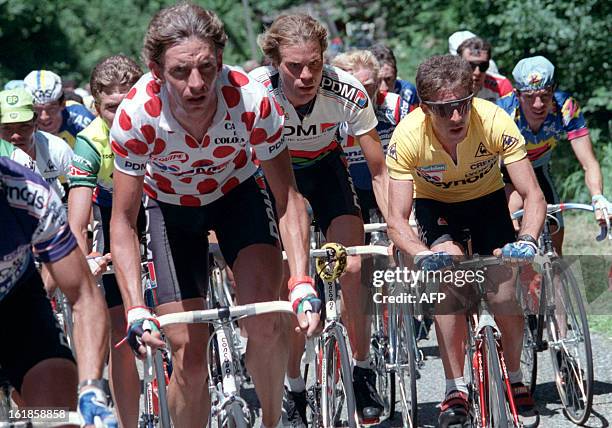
top-left (320, 326), bottom-right (358, 428)
top-left (390, 309), bottom-right (418, 427)
top-left (545, 259), bottom-right (593, 424)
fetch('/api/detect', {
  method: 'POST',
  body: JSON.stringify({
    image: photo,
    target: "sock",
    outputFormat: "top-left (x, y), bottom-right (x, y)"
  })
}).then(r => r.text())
top-left (509, 369), bottom-right (523, 385)
top-left (354, 358), bottom-right (372, 369)
top-left (445, 377), bottom-right (468, 395)
top-left (263, 416), bottom-right (282, 428)
top-left (286, 375), bottom-right (306, 393)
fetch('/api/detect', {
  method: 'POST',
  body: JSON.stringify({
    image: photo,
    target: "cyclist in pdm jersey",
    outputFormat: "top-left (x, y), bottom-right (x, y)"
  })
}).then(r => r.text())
top-left (0, 88), bottom-right (73, 199)
top-left (0, 157), bottom-right (116, 427)
top-left (252, 14), bottom-right (389, 425)
top-left (68, 55), bottom-right (144, 427)
top-left (332, 49), bottom-right (409, 222)
top-left (386, 55), bottom-right (545, 428)
top-left (110, 5), bottom-right (315, 428)
top-left (24, 70), bottom-right (95, 148)
top-left (498, 56), bottom-right (612, 253)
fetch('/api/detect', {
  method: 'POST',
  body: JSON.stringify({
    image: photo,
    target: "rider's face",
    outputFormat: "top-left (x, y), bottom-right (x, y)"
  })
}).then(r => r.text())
top-left (461, 48), bottom-right (489, 93)
top-left (0, 120), bottom-right (36, 153)
top-left (276, 40), bottom-right (324, 107)
top-left (33, 101), bottom-right (63, 134)
top-left (97, 88), bottom-right (131, 128)
top-left (151, 37), bottom-right (221, 124)
top-left (378, 63), bottom-right (397, 93)
top-left (352, 66), bottom-right (380, 101)
top-left (422, 86), bottom-right (472, 146)
top-left (518, 87), bottom-right (554, 125)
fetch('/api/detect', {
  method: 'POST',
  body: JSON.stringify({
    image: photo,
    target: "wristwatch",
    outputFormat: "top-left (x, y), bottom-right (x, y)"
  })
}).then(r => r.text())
top-left (517, 234), bottom-right (538, 246)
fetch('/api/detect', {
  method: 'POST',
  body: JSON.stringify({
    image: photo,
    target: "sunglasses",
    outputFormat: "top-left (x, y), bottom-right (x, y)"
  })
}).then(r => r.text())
top-left (422, 94), bottom-right (474, 118)
top-left (469, 61), bottom-right (489, 73)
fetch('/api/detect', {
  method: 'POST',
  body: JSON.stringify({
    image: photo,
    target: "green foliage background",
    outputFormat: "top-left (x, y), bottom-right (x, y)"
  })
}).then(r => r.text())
top-left (1, 0), bottom-right (610, 201)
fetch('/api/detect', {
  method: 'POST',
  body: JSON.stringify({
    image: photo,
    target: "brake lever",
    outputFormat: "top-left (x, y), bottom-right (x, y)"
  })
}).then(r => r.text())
top-left (596, 207), bottom-right (611, 242)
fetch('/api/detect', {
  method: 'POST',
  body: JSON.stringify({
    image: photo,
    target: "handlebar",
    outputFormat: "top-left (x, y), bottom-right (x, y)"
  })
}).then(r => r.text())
top-left (155, 300), bottom-right (295, 328)
top-left (511, 202), bottom-right (610, 242)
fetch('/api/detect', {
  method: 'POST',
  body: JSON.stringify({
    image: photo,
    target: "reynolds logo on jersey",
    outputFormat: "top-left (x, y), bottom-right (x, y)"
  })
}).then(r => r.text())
top-left (4, 180), bottom-right (47, 211)
top-left (321, 77), bottom-right (369, 109)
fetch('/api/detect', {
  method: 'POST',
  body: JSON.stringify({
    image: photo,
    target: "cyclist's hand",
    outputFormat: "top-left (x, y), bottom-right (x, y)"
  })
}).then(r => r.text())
top-left (78, 385), bottom-right (118, 428)
top-left (592, 194), bottom-right (612, 223)
top-left (86, 252), bottom-right (112, 279)
top-left (414, 251), bottom-right (453, 272)
top-left (496, 239), bottom-right (537, 264)
top-left (122, 307), bottom-right (165, 358)
top-left (289, 276), bottom-right (321, 337)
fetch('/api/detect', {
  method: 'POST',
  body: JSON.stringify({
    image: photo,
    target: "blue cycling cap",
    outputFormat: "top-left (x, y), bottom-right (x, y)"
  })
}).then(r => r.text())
top-left (512, 56), bottom-right (555, 91)
top-left (4, 80), bottom-right (25, 90)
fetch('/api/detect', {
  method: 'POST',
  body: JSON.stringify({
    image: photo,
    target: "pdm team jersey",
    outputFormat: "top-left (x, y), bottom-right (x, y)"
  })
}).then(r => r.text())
top-left (249, 65), bottom-right (378, 169)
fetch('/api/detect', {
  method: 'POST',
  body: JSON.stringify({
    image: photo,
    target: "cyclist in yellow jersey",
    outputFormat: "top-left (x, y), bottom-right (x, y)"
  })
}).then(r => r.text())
top-left (68, 55), bottom-right (143, 427)
top-left (387, 55), bottom-right (546, 428)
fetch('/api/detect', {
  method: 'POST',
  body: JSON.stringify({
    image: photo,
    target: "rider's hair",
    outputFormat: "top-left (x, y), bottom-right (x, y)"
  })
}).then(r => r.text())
top-left (457, 37), bottom-right (492, 60)
top-left (142, 2), bottom-right (227, 67)
top-left (257, 14), bottom-right (328, 66)
top-left (331, 50), bottom-right (380, 80)
top-left (416, 55), bottom-right (472, 102)
top-left (90, 55), bottom-right (143, 104)
top-left (368, 44), bottom-right (397, 73)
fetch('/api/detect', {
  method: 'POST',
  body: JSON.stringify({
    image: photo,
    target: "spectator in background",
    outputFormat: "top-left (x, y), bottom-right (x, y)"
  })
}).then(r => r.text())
top-left (448, 31), bottom-right (513, 103)
top-left (24, 70), bottom-right (95, 148)
top-left (368, 43), bottom-right (420, 112)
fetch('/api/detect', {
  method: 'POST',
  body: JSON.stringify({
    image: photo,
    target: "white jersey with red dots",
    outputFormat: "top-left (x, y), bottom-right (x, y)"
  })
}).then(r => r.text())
top-left (249, 65), bottom-right (378, 168)
top-left (111, 66), bottom-right (285, 206)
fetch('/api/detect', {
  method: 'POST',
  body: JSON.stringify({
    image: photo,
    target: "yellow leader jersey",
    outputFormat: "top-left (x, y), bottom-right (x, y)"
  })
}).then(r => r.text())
top-left (386, 98), bottom-right (526, 203)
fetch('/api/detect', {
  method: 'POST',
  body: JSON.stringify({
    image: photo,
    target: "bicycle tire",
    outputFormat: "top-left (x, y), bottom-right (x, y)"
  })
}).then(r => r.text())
top-left (154, 350), bottom-right (172, 428)
top-left (320, 326), bottom-right (358, 428)
top-left (370, 294), bottom-right (394, 420)
top-left (483, 326), bottom-right (515, 428)
top-left (545, 259), bottom-right (593, 424)
top-left (521, 314), bottom-right (538, 396)
top-left (391, 307), bottom-right (417, 426)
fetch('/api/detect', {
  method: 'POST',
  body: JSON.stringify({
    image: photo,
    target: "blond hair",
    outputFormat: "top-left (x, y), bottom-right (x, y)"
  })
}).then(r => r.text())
top-left (257, 14), bottom-right (328, 65)
top-left (331, 50), bottom-right (380, 78)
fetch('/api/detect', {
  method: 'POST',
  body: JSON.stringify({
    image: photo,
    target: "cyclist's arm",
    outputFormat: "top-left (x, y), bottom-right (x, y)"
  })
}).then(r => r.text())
top-left (570, 134), bottom-right (604, 198)
top-left (68, 187), bottom-right (94, 254)
top-left (358, 128), bottom-right (389, 219)
top-left (504, 158), bottom-right (546, 238)
top-left (387, 178), bottom-right (429, 255)
top-left (44, 247), bottom-right (109, 381)
top-left (110, 170), bottom-right (146, 308)
top-left (260, 148), bottom-right (309, 278)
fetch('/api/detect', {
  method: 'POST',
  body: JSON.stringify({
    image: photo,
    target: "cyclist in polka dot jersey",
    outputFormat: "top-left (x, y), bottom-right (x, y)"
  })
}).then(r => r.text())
top-left (110, 4), bottom-right (317, 428)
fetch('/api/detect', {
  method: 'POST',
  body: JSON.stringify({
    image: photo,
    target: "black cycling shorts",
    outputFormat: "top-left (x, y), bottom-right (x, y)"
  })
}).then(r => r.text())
top-left (0, 269), bottom-right (75, 393)
top-left (502, 164), bottom-right (562, 227)
top-left (294, 150), bottom-right (361, 234)
top-left (145, 176), bottom-right (280, 305)
top-left (414, 188), bottom-right (516, 255)
top-left (93, 204), bottom-right (145, 308)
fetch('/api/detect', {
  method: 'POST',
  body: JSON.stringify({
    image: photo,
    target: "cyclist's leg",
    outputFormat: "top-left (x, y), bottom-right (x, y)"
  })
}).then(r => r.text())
top-left (95, 204), bottom-right (140, 427)
top-left (1, 270), bottom-right (77, 408)
top-left (214, 177), bottom-right (286, 428)
top-left (145, 197), bottom-right (210, 427)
